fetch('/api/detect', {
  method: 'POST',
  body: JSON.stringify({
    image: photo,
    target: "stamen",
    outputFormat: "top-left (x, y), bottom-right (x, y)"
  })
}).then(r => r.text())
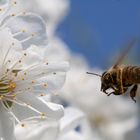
top-left (13, 1), bottom-right (17, 5)
top-left (5, 97), bottom-right (45, 116)
top-left (13, 29), bottom-right (27, 37)
top-left (10, 111), bottom-right (20, 123)
top-left (4, 54), bottom-right (27, 77)
top-left (1, 12), bottom-right (27, 29)
top-left (43, 83), bottom-right (47, 87)
top-left (20, 33), bottom-right (36, 43)
top-left (25, 103), bottom-right (44, 115)
top-left (2, 44), bottom-right (13, 66)
top-left (1, 101), bottom-right (21, 124)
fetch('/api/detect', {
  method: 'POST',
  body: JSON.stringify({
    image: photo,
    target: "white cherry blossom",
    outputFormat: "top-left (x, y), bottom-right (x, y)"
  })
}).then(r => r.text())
top-left (0, 28), bottom-right (69, 140)
top-left (0, 0), bottom-right (47, 48)
top-left (15, 107), bottom-right (85, 140)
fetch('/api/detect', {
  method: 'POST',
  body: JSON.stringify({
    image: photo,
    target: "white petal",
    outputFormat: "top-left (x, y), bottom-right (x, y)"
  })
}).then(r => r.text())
top-left (23, 45), bottom-right (46, 66)
top-left (2, 13), bottom-right (47, 48)
top-left (60, 107), bottom-right (85, 135)
top-left (16, 61), bottom-right (69, 80)
top-left (0, 0), bottom-right (9, 17)
top-left (58, 131), bottom-right (84, 140)
top-left (12, 93), bottom-right (64, 120)
top-left (15, 117), bottom-right (59, 140)
top-left (32, 71), bottom-right (67, 96)
top-left (0, 28), bottom-right (23, 69)
top-left (15, 62), bottom-right (69, 95)
top-left (0, 106), bottom-right (16, 140)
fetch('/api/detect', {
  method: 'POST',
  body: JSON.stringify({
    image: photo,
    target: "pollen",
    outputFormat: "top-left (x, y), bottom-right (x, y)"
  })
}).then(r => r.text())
top-left (41, 112), bottom-right (46, 117)
top-left (0, 95), bottom-right (4, 100)
top-left (13, 1), bottom-right (17, 5)
top-left (40, 93), bottom-right (44, 96)
top-left (43, 83), bottom-right (47, 87)
top-left (21, 29), bottom-right (27, 33)
top-left (21, 123), bottom-right (25, 127)
top-left (11, 13), bottom-right (16, 16)
top-left (9, 82), bottom-right (16, 92)
top-left (24, 72), bottom-right (27, 75)
top-left (19, 60), bottom-right (21, 63)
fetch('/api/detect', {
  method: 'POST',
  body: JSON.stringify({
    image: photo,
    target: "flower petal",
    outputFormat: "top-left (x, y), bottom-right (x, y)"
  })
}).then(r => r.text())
top-left (60, 107), bottom-right (85, 135)
top-left (0, 0), bottom-right (9, 17)
top-left (2, 13), bottom-right (47, 48)
top-left (58, 131), bottom-right (84, 140)
top-left (15, 61), bottom-right (69, 96)
top-left (0, 28), bottom-right (23, 71)
top-left (15, 117), bottom-right (59, 140)
top-left (12, 93), bottom-right (64, 120)
top-left (0, 106), bottom-right (16, 140)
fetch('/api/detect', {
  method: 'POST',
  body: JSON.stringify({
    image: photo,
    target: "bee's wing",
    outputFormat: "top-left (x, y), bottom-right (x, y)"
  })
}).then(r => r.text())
top-left (113, 39), bottom-right (137, 68)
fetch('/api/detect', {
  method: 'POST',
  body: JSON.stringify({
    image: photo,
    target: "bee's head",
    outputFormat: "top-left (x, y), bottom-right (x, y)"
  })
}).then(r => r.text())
top-left (101, 71), bottom-right (112, 92)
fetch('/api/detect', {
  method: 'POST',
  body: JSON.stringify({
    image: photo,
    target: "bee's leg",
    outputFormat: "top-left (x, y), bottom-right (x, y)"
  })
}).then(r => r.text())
top-left (101, 87), bottom-right (108, 94)
top-left (103, 90), bottom-right (108, 94)
top-left (107, 91), bottom-right (121, 96)
top-left (107, 92), bottom-right (115, 96)
top-left (107, 87), bottom-right (128, 96)
top-left (130, 84), bottom-right (138, 103)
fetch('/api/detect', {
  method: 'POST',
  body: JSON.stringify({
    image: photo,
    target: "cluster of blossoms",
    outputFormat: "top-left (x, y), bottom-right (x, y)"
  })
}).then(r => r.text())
top-left (0, 0), bottom-right (138, 140)
top-left (0, 0), bottom-right (85, 140)
top-left (20, 0), bottom-right (140, 140)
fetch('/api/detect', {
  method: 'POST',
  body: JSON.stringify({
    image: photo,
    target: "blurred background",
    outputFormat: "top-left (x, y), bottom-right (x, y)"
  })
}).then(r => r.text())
top-left (22, 0), bottom-right (140, 140)
top-left (58, 0), bottom-right (140, 68)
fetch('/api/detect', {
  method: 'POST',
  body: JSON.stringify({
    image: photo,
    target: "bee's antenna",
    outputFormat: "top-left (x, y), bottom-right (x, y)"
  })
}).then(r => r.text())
top-left (86, 72), bottom-right (102, 77)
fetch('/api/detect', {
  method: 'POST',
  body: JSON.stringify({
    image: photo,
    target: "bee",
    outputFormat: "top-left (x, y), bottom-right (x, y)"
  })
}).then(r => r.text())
top-left (87, 39), bottom-right (139, 102)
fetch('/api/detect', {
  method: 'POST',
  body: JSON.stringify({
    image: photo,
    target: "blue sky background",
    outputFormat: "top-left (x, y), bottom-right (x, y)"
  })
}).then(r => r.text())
top-left (58, 0), bottom-right (140, 69)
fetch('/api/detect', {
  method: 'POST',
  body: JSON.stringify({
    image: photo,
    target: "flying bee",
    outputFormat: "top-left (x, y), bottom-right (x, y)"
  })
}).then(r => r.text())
top-left (87, 39), bottom-right (139, 102)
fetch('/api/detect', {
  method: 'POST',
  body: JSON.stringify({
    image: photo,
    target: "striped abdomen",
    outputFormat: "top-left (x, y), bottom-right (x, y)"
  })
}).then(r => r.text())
top-left (122, 66), bottom-right (140, 84)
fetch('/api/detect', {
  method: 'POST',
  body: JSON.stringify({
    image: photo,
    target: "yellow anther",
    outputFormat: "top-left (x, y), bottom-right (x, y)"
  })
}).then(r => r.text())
top-left (43, 83), bottom-right (47, 87)
top-left (24, 53), bottom-right (27, 56)
top-left (32, 80), bottom-right (35, 84)
top-left (40, 93), bottom-right (44, 96)
top-left (9, 82), bottom-right (16, 92)
top-left (0, 95), bottom-right (4, 100)
top-left (13, 0), bottom-right (17, 4)
top-left (11, 13), bottom-right (16, 16)
top-left (41, 112), bottom-right (45, 117)
top-left (21, 29), bottom-right (26, 33)
top-left (22, 78), bottom-right (24, 80)
top-left (21, 124), bottom-right (25, 127)
top-left (24, 72), bottom-right (27, 75)
top-left (12, 94), bottom-right (17, 99)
